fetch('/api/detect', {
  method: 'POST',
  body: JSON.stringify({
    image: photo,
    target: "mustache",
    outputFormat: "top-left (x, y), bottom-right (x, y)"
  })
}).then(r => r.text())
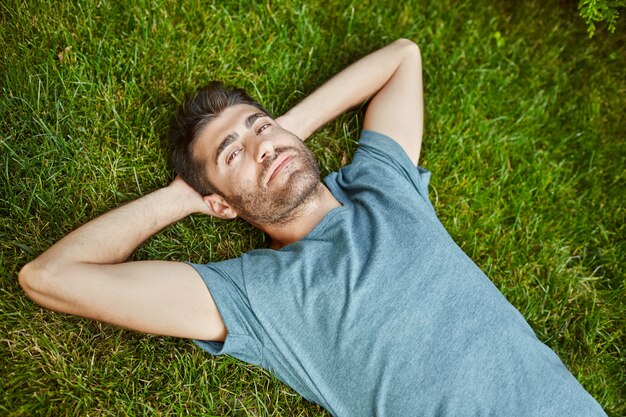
top-left (260, 146), bottom-right (300, 178)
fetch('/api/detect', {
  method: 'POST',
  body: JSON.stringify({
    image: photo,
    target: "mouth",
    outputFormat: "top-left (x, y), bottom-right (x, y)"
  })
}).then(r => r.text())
top-left (266, 154), bottom-right (295, 184)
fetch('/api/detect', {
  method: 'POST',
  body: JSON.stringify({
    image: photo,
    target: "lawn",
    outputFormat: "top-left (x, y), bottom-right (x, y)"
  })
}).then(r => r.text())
top-left (1, 0), bottom-right (624, 415)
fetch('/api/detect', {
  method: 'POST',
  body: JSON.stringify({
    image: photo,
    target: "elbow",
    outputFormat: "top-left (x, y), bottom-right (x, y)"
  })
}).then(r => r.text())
top-left (395, 38), bottom-right (420, 51)
top-left (19, 259), bottom-right (84, 317)
top-left (18, 261), bottom-right (40, 299)
top-left (18, 260), bottom-right (52, 305)
top-left (394, 38), bottom-right (422, 61)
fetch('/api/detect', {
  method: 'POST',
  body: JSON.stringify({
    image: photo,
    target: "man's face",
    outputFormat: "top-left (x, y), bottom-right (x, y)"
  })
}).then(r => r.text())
top-left (194, 104), bottom-right (321, 225)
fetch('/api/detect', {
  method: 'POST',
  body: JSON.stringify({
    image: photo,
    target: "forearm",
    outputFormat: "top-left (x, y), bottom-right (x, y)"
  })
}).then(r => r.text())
top-left (280, 38), bottom-right (418, 140)
top-left (28, 184), bottom-right (195, 271)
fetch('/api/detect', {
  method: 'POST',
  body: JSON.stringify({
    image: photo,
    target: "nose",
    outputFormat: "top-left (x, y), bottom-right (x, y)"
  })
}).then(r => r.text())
top-left (255, 137), bottom-right (275, 164)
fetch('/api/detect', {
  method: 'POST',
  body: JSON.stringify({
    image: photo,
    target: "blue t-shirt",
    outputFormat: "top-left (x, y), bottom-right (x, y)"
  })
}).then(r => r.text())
top-left (190, 130), bottom-right (605, 417)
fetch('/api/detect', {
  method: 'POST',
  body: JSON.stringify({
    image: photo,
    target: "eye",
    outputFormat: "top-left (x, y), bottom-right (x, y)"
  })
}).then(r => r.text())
top-left (256, 123), bottom-right (270, 135)
top-left (227, 148), bottom-right (241, 164)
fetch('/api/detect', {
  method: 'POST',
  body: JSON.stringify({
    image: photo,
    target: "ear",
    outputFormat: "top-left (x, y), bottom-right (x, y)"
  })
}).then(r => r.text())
top-left (202, 194), bottom-right (238, 219)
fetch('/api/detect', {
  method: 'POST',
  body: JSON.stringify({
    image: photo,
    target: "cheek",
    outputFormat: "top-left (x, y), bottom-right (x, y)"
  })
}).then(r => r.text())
top-left (205, 166), bottom-right (235, 196)
top-left (229, 163), bottom-right (262, 191)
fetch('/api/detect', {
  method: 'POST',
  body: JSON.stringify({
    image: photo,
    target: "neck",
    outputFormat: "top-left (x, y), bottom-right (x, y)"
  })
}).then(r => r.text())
top-left (260, 184), bottom-right (341, 250)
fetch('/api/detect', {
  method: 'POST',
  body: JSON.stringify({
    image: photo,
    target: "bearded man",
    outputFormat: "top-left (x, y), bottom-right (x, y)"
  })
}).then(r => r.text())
top-left (19, 39), bottom-right (606, 416)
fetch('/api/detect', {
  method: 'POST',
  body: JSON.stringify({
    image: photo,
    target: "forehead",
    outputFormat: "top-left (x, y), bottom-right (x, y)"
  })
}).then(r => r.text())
top-left (193, 103), bottom-right (263, 162)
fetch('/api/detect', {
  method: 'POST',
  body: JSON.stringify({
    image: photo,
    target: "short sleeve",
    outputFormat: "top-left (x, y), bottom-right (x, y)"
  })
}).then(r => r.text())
top-left (350, 130), bottom-right (434, 213)
top-left (187, 258), bottom-right (264, 366)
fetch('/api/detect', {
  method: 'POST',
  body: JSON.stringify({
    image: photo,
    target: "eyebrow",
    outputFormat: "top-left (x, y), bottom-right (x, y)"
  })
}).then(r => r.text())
top-left (245, 112), bottom-right (266, 129)
top-left (214, 133), bottom-right (239, 165)
top-left (214, 112), bottom-right (268, 165)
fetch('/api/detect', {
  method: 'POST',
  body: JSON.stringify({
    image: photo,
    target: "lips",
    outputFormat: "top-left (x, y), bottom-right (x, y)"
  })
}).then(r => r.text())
top-left (267, 154), bottom-right (294, 184)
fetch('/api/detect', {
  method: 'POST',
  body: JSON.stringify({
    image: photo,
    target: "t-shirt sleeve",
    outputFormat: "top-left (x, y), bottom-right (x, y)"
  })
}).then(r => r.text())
top-left (351, 130), bottom-right (434, 213)
top-left (187, 258), bottom-right (264, 366)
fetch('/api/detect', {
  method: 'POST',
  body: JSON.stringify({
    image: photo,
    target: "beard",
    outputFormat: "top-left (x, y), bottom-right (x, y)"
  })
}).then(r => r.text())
top-left (222, 142), bottom-right (321, 226)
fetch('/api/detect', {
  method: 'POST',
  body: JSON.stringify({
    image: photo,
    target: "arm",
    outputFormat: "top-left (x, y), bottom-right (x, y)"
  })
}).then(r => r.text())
top-left (277, 38), bottom-right (424, 163)
top-left (18, 177), bottom-right (227, 341)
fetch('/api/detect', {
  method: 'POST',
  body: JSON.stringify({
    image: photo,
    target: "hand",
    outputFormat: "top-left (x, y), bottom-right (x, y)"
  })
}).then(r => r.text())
top-left (167, 175), bottom-right (213, 216)
top-left (275, 113), bottom-right (309, 141)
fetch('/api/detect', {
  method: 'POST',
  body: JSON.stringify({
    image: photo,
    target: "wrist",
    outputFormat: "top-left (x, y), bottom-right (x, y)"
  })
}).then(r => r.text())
top-left (164, 176), bottom-right (211, 216)
top-left (278, 108), bottom-right (316, 141)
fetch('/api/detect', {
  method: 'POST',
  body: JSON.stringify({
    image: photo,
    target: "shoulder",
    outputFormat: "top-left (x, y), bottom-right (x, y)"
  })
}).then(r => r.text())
top-left (343, 130), bottom-right (430, 191)
top-left (325, 129), bottom-right (435, 215)
top-left (354, 130), bottom-right (417, 167)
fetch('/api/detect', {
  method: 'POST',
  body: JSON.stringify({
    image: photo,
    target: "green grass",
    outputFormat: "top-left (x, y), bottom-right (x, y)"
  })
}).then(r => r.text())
top-left (1, 0), bottom-right (624, 415)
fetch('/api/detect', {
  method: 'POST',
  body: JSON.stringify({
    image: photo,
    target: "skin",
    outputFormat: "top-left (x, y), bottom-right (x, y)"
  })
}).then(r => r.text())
top-left (193, 104), bottom-right (341, 248)
top-left (18, 38), bottom-right (423, 343)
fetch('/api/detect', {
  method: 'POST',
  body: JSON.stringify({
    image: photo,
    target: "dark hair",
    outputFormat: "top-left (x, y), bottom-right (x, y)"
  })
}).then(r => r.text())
top-left (168, 81), bottom-right (269, 195)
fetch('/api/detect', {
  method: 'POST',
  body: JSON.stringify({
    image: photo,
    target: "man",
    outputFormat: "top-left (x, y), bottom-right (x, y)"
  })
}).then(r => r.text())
top-left (19, 39), bottom-right (605, 416)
